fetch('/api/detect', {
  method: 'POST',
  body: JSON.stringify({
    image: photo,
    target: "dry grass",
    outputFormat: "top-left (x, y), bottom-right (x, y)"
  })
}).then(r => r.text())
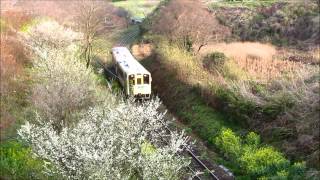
top-left (158, 40), bottom-right (225, 90)
top-left (199, 42), bottom-right (310, 81)
top-left (131, 43), bottom-right (154, 60)
top-left (153, 39), bottom-right (319, 169)
top-left (0, 12), bottom-right (31, 140)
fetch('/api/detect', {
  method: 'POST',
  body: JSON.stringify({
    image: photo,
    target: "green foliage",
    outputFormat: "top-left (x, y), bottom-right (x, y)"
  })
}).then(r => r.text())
top-left (214, 86), bottom-right (257, 125)
top-left (141, 141), bottom-right (156, 155)
top-left (288, 162), bottom-right (307, 179)
top-left (215, 1), bottom-right (320, 46)
top-left (214, 128), bottom-right (241, 159)
top-left (0, 140), bottom-right (48, 180)
top-left (92, 37), bottom-right (113, 63)
top-left (0, 18), bottom-right (7, 32)
top-left (214, 129), bottom-right (306, 179)
top-left (113, 0), bottom-right (161, 18)
top-left (240, 147), bottom-right (289, 177)
top-left (20, 17), bottom-right (51, 33)
top-left (262, 92), bottom-right (295, 118)
top-left (210, 0), bottom-right (278, 10)
top-left (203, 52), bottom-right (227, 71)
top-left (176, 91), bottom-right (231, 141)
top-left (245, 132), bottom-right (260, 148)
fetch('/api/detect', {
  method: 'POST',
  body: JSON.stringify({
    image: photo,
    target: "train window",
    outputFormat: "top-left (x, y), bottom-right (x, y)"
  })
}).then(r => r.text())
top-left (137, 78), bottom-right (142, 85)
top-left (143, 74), bottom-right (149, 84)
top-left (129, 75), bottom-right (135, 85)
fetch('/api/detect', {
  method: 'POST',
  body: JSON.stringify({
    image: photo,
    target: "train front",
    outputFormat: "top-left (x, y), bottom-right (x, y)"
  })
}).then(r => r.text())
top-left (129, 73), bottom-right (151, 99)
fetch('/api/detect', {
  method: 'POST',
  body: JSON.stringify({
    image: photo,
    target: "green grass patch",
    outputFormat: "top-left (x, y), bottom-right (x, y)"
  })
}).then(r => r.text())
top-left (214, 129), bottom-right (307, 179)
top-left (92, 37), bottom-right (113, 64)
top-left (0, 18), bottom-right (7, 32)
top-left (0, 140), bottom-right (51, 180)
top-left (113, 0), bottom-right (161, 18)
top-left (210, 0), bottom-right (279, 10)
top-left (176, 91), bottom-right (239, 141)
top-left (20, 17), bottom-right (52, 33)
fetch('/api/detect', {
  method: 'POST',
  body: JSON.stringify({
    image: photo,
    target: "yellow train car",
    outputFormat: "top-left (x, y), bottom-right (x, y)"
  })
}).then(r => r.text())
top-left (111, 47), bottom-right (152, 99)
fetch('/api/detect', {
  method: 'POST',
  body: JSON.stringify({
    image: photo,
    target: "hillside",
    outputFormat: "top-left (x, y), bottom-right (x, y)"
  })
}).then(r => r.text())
top-left (1, 0), bottom-right (319, 179)
top-left (138, 0), bottom-right (320, 178)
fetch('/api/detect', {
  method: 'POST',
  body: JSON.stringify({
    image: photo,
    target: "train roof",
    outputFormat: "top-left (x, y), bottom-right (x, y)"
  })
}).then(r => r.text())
top-left (112, 47), bottom-right (150, 75)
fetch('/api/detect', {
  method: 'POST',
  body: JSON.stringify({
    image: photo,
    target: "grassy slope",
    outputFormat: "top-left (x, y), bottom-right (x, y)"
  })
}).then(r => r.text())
top-left (141, 40), bottom-right (243, 169)
top-left (209, 0), bottom-right (278, 9)
top-left (138, 1), bottom-right (319, 175)
top-left (112, 0), bottom-right (162, 18)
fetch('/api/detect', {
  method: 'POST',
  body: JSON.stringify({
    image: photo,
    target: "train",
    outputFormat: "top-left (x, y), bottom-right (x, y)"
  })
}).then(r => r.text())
top-left (111, 47), bottom-right (152, 99)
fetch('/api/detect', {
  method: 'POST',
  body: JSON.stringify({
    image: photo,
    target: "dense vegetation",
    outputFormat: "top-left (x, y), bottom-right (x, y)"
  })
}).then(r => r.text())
top-left (1, 0), bottom-right (319, 179)
top-left (213, 1), bottom-right (319, 48)
top-left (215, 129), bottom-right (307, 179)
top-left (0, 1), bottom-right (189, 179)
top-left (139, 0), bottom-right (319, 178)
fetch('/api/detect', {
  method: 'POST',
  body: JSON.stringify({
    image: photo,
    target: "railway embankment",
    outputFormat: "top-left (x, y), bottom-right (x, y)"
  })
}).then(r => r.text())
top-left (137, 39), bottom-right (315, 179)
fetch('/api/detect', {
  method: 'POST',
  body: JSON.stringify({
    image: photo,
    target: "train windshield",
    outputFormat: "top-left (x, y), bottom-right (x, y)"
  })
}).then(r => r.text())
top-left (143, 74), bottom-right (149, 84)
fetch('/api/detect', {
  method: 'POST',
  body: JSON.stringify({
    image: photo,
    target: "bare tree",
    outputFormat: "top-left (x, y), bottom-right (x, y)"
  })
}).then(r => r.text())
top-left (75, 0), bottom-right (122, 67)
top-left (23, 20), bottom-right (96, 132)
top-left (152, 0), bottom-right (231, 53)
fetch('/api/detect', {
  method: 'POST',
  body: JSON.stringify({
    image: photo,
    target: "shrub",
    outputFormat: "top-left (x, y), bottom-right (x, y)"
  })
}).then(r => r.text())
top-left (203, 51), bottom-right (227, 72)
top-left (18, 98), bottom-right (190, 179)
top-left (215, 86), bottom-right (257, 125)
top-left (240, 147), bottom-right (289, 177)
top-left (245, 132), bottom-right (260, 148)
top-left (214, 129), bottom-right (306, 178)
top-left (214, 128), bottom-right (241, 159)
top-left (23, 20), bottom-right (97, 131)
top-left (0, 140), bottom-right (47, 180)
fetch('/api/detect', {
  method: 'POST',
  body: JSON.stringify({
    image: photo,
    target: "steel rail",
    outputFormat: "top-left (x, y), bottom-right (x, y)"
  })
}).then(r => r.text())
top-left (98, 25), bottom-right (221, 178)
top-left (97, 60), bottom-right (220, 179)
top-left (158, 119), bottom-right (220, 180)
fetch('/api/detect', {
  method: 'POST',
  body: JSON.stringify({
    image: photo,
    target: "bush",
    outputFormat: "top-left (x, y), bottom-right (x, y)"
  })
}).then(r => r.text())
top-left (214, 129), bottom-right (306, 178)
top-left (0, 140), bottom-right (47, 180)
top-left (245, 132), bottom-right (260, 148)
top-left (214, 128), bottom-right (241, 159)
top-left (23, 20), bottom-right (97, 131)
top-left (215, 86), bottom-right (257, 125)
top-left (203, 52), bottom-right (227, 72)
top-left (18, 98), bottom-right (190, 179)
top-left (240, 147), bottom-right (289, 177)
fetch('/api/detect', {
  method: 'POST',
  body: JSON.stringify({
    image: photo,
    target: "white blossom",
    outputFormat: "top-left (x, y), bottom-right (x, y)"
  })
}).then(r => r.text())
top-left (22, 20), bottom-right (97, 130)
top-left (19, 98), bottom-right (190, 179)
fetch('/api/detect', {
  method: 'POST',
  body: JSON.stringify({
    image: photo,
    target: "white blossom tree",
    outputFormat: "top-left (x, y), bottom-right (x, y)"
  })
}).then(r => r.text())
top-left (19, 98), bottom-right (190, 179)
top-left (22, 20), bottom-right (97, 131)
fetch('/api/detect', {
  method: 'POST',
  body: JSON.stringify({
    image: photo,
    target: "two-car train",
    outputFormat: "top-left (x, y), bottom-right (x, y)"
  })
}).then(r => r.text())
top-left (111, 47), bottom-right (152, 99)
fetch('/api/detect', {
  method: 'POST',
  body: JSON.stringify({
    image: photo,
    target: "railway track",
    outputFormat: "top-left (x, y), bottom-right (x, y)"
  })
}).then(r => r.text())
top-left (99, 22), bottom-right (235, 180)
top-left (97, 59), bottom-right (234, 179)
top-left (159, 118), bottom-right (233, 180)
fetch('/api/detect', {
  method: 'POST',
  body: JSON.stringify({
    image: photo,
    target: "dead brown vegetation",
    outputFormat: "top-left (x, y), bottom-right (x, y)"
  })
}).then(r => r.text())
top-left (199, 42), bottom-right (310, 81)
top-left (0, 12), bottom-right (31, 140)
top-left (75, 1), bottom-right (122, 67)
top-left (152, 0), bottom-right (231, 53)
